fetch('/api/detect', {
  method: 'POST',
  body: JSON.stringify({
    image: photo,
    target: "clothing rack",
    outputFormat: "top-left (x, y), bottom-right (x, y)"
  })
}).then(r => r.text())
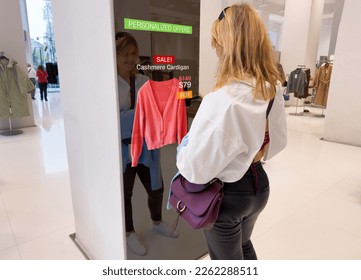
top-left (288, 65), bottom-right (310, 116)
top-left (0, 118), bottom-right (23, 136)
top-left (289, 88), bottom-right (326, 118)
top-left (301, 87), bottom-right (326, 118)
top-left (299, 62), bottom-right (331, 118)
top-left (289, 99), bottom-right (303, 116)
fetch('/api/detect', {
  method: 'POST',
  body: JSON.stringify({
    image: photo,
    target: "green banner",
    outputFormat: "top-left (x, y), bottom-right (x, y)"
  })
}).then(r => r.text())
top-left (124, 18), bottom-right (192, 35)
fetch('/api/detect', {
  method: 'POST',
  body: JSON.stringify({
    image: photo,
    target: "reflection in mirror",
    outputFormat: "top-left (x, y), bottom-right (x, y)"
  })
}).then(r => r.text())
top-left (113, 0), bottom-right (206, 259)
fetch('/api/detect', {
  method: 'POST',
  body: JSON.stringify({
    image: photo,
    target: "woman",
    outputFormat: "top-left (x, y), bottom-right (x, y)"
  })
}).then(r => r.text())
top-left (27, 64), bottom-right (37, 100)
top-left (175, 4), bottom-right (287, 259)
top-left (116, 32), bottom-right (178, 256)
top-left (36, 65), bottom-right (48, 101)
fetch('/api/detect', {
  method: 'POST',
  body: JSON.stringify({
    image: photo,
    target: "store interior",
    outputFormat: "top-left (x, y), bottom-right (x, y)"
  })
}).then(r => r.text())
top-left (1, 94), bottom-right (361, 260)
top-left (1, 0), bottom-right (361, 260)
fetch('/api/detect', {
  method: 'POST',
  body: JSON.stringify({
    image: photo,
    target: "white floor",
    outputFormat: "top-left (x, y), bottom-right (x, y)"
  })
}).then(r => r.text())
top-left (1, 92), bottom-right (361, 260)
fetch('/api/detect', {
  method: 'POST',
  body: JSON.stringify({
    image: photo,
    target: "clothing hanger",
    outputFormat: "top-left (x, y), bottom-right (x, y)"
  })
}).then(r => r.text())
top-left (296, 65), bottom-right (308, 71)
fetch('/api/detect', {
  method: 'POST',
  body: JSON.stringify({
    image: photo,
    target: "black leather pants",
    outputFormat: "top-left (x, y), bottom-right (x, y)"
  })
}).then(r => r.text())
top-left (203, 161), bottom-right (270, 260)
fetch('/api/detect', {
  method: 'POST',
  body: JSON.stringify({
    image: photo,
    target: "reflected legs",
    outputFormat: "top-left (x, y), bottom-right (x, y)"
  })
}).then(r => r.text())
top-left (123, 163), bottom-right (163, 233)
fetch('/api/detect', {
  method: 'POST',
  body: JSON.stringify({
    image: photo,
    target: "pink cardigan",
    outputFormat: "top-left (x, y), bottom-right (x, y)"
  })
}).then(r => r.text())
top-left (131, 78), bottom-right (188, 166)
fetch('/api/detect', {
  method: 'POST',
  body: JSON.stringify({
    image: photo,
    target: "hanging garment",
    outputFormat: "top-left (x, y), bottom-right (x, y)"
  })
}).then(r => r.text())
top-left (131, 78), bottom-right (188, 166)
top-left (314, 63), bottom-right (333, 107)
top-left (0, 57), bottom-right (34, 119)
top-left (302, 68), bottom-right (311, 98)
top-left (287, 68), bottom-right (310, 99)
top-left (46, 63), bottom-right (58, 84)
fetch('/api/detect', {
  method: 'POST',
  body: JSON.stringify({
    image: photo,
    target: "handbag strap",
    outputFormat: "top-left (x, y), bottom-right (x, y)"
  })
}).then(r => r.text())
top-left (38, 70), bottom-right (48, 81)
top-left (239, 80), bottom-right (274, 118)
top-left (266, 98), bottom-right (274, 118)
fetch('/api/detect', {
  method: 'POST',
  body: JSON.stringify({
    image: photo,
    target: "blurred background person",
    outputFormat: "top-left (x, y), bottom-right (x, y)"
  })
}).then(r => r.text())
top-left (36, 65), bottom-right (48, 101)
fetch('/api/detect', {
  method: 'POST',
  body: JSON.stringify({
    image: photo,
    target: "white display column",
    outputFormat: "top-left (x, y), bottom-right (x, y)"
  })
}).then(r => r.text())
top-left (199, 0), bottom-right (224, 96)
top-left (281, 0), bottom-right (324, 105)
top-left (0, 0), bottom-right (35, 131)
top-left (323, 0), bottom-right (361, 147)
top-left (52, 0), bottom-right (125, 259)
top-left (328, 0), bottom-right (345, 57)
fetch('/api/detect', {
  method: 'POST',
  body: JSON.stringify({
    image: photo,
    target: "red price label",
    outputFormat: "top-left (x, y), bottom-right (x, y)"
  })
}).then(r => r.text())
top-left (179, 75), bottom-right (192, 81)
top-left (153, 55), bottom-right (175, 64)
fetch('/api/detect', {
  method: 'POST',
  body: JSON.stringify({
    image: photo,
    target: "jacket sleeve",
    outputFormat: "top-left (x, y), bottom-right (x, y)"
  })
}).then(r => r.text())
top-left (177, 98), bottom-right (188, 143)
top-left (131, 92), bottom-right (145, 167)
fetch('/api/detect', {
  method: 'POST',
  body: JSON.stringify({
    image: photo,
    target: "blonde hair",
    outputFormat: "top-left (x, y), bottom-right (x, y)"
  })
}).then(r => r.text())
top-left (115, 32), bottom-right (139, 75)
top-left (211, 3), bottom-right (279, 100)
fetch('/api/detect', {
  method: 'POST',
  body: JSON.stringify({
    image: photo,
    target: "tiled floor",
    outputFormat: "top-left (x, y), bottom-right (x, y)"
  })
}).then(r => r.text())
top-left (0, 91), bottom-right (84, 260)
top-left (0, 92), bottom-right (361, 260)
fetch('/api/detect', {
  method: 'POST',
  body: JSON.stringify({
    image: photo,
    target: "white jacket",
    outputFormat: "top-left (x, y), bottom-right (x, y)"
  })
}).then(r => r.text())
top-left (27, 66), bottom-right (36, 79)
top-left (176, 81), bottom-right (287, 184)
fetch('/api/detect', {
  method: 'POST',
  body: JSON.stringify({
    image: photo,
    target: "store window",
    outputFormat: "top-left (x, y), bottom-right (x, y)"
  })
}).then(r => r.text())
top-left (26, 0), bottom-right (59, 88)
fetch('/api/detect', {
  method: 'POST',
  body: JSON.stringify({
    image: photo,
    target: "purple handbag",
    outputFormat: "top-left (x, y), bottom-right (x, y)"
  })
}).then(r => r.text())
top-left (169, 175), bottom-right (224, 230)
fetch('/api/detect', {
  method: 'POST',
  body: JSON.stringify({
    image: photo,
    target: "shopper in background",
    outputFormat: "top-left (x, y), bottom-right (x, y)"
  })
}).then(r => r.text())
top-left (175, 3), bottom-right (287, 259)
top-left (36, 65), bottom-right (48, 101)
top-left (115, 32), bottom-right (178, 256)
top-left (27, 63), bottom-right (37, 100)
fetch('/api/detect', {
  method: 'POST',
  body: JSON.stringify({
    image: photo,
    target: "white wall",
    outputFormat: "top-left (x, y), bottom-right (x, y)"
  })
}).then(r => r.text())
top-left (280, 0), bottom-right (324, 106)
top-left (0, 0), bottom-right (35, 130)
top-left (51, 0), bottom-right (125, 259)
top-left (317, 21), bottom-right (332, 59)
top-left (281, 0), bottom-right (324, 76)
top-left (328, 0), bottom-right (345, 56)
top-left (323, 0), bottom-right (361, 147)
top-left (305, 0), bottom-right (324, 70)
top-left (198, 0), bottom-right (223, 96)
top-left (19, 0), bottom-right (33, 65)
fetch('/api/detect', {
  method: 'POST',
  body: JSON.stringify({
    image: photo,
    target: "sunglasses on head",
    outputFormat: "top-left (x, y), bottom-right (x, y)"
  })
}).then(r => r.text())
top-left (218, 6), bottom-right (230, 20)
top-left (115, 31), bottom-right (130, 40)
